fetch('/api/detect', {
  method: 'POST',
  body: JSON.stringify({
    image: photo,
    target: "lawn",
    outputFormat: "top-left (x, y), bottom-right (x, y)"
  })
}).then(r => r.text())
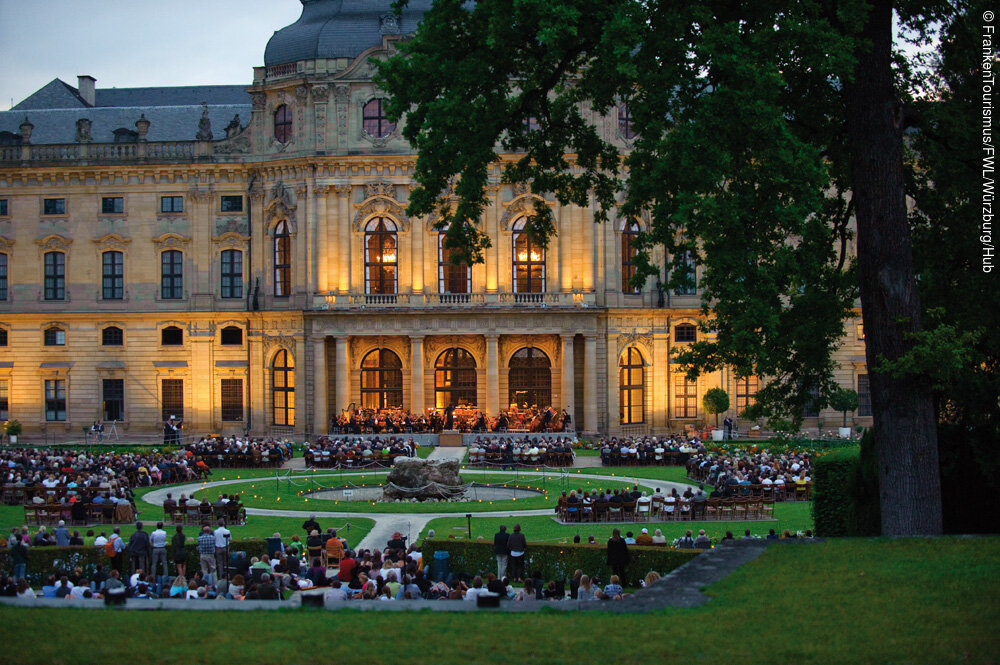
top-left (188, 471), bottom-right (637, 514)
top-left (0, 537), bottom-right (995, 664)
top-left (420, 501), bottom-right (813, 544)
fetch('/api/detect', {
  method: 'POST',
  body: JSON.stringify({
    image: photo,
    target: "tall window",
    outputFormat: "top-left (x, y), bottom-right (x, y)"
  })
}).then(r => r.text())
top-left (0, 379), bottom-right (8, 421)
top-left (102, 251), bottom-right (124, 300)
top-left (272, 349), bottom-right (295, 427)
top-left (364, 218), bottom-right (397, 294)
top-left (439, 233), bottom-right (471, 294)
top-left (44, 251), bottom-right (65, 301)
top-left (102, 326), bottom-right (123, 347)
top-left (45, 379), bottom-right (66, 421)
top-left (0, 252), bottom-right (7, 301)
top-left (273, 222), bottom-right (291, 297)
top-left (673, 250), bottom-right (697, 295)
top-left (273, 104), bottom-right (292, 143)
top-left (435, 348), bottom-right (477, 408)
top-left (735, 376), bottom-right (759, 415)
top-left (160, 250), bottom-right (183, 299)
top-left (674, 323), bottom-right (697, 343)
top-left (362, 98), bottom-right (396, 138)
top-left (103, 379), bottom-right (124, 421)
top-left (221, 379), bottom-right (244, 421)
top-left (161, 379), bottom-right (184, 422)
top-left (618, 103), bottom-right (635, 140)
top-left (858, 374), bottom-right (872, 417)
top-left (619, 347), bottom-right (645, 424)
top-left (508, 347), bottom-right (551, 408)
top-left (0, 329), bottom-right (6, 346)
top-left (44, 327), bottom-right (65, 346)
top-left (512, 218), bottom-right (545, 293)
top-left (621, 221), bottom-right (640, 293)
top-left (803, 387), bottom-right (821, 418)
top-left (360, 349), bottom-right (403, 410)
top-left (674, 376), bottom-right (697, 419)
top-left (220, 249), bottom-right (243, 299)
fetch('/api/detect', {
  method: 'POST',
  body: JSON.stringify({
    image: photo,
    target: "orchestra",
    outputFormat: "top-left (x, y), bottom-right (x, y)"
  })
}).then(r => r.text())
top-left (328, 405), bottom-right (575, 435)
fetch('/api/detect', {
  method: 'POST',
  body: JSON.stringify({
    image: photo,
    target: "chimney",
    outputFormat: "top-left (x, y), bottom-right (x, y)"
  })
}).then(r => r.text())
top-left (77, 75), bottom-right (96, 106)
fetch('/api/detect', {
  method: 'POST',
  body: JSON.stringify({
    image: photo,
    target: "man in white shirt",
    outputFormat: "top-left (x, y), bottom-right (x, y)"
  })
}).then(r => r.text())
top-left (214, 520), bottom-right (232, 580)
top-left (150, 522), bottom-right (169, 578)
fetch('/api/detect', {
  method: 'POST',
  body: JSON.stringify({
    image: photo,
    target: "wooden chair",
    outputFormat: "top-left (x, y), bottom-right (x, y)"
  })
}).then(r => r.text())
top-left (719, 498), bottom-right (735, 521)
top-left (761, 498), bottom-right (775, 519)
top-left (734, 498), bottom-right (750, 521)
top-left (607, 500), bottom-right (623, 522)
top-left (325, 537), bottom-right (345, 571)
top-left (704, 498), bottom-right (720, 520)
top-left (636, 499), bottom-right (652, 522)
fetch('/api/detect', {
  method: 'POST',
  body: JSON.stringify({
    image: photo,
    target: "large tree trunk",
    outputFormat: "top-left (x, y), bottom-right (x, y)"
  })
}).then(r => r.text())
top-left (844, 0), bottom-right (942, 535)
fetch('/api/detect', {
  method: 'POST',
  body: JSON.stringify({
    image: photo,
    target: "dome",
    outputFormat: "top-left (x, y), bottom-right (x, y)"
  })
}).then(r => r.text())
top-left (264, 0), bottom-right (435, 67)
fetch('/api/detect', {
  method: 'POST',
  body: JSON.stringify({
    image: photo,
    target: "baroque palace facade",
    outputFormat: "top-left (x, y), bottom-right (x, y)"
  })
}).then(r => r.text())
top-left (0, 0), bottom-right (870, 439)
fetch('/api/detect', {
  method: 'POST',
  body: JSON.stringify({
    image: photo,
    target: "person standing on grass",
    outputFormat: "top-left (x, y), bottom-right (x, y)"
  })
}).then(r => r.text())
top-left (150, 522), bottom-right (169, 579)
top-left (197, 526), bottom-right (217, 584)
top-left (606, 528), bottom-right (630, 583)
top-left (507, 524), bottom-right (527, 583)
top-left (493, 525), bottom-right (510, 581)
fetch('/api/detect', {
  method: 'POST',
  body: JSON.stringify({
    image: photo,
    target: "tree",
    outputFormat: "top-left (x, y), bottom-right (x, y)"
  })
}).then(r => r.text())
top-left (702, 388), bottom-right (730, 428)
top-left (379, 0), bottom-right (954, 534)
top-left (828, 388), bottom-right (860, 428)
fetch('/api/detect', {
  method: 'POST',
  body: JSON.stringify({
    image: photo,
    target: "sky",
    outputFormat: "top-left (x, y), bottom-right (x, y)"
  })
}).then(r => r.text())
top-left (0, 0), bottom-right (303, 110)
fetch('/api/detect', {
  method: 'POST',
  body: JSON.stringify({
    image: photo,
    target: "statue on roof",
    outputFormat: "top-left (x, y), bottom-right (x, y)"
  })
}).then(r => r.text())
top-left (195, 102), bottom-right (213, 141)
top-left (225, 114), bottom-right (243, 139)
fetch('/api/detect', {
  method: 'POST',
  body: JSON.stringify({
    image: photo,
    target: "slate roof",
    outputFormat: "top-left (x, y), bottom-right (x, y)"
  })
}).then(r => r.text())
top-left (264, 0), bottom-right (435, 66)
top-left (0, 104), bottom-right (251, 144)
top-left (13, 79), bottom-right (251, 110)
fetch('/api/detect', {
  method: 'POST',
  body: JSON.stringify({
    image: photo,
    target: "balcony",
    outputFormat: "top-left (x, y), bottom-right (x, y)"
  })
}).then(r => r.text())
top-left (1, 140), bottom-right (207, 166)
top-left (316, 291), bottom-right (597, 310)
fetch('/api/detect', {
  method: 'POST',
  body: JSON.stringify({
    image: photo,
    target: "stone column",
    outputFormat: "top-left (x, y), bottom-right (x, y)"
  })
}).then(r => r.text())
top-left (486, 185), bottom-right (500, 293)
top-left (316, 185), bottom-right (329, 293)
top-left (560, 334), bottom-right (575, 413)
top-left (584, 334), bottom-right (598, 433)
top-left (336, 185), bottom-right (352, 293)
top-left (335, 336), bottom-right (350, 414)
top-left (412, 217), bottom-right (424, 295)
top-left (606, 335), bottom-right (620, 434)
top-left (411, 336), bottom-right (425, 414)
top-left (486, 334), bottom-right (499, 417)
top-left (312, 335), bottom-right (327, 435)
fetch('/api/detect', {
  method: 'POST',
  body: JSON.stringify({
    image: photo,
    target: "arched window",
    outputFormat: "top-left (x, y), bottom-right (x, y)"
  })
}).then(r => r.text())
top-left (618, 103), bottom-right (635, 140)
top-left (220, 326), bottom-right (243, 345)
top-left (512, 218), bottom-right (545, 293)
top-left (508, 347), bottom-right (551, 408)
top-left (619, 347), bottom-right (645, 424)
top-left (274, 104), bottom-right (292, 143)
top-left (102, 326), bottom-right (123, 346)
top-left (362, 98), bottom-right (396, 139)
top-left (43, 326), bottom-right (65, 346)
top-left (272, 349), bottom-right (295, 427)
top-left (621, 221), bottom-right (640, 294)
top-left (274, 221), bottom-right (291, 297)
top-left (435, 348), bottom-right (477, 409)
top-left (102, 251), bottom-right (124, 300)
top-left (361, 349), bottom-right (403, 409)
top-left (439, 232), bottom-right (470, 294)
top-left (365, 218), bottom-right (397, 294)
top-left (161, 326), bottom-right (183, 346)
top-left (44, 251), bottom-right (65, 301)
top-left (675, 323), bottom-right (697, 343)
top-left (161, 250), bottom-right (183, 300)
top-left (220, 249), bottom-right (242, 299)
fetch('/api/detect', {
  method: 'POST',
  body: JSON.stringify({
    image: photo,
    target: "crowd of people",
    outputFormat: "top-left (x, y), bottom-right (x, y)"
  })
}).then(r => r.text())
top-left (467, 436), bottom-right (577, 467)
top-left (686, 449), bottom-right (813, 495)
top-left (598, 435), bottom-right (705, 466)
top-left (330, 405), bottom-right (573, 435)
top-left (303, 437), bottom-right (418, 468)
top-left (184, 436), bottom-right (293, 468)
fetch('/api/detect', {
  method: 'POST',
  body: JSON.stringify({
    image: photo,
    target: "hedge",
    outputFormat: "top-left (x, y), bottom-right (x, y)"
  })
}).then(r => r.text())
top-left (0, 538), bottom-right (269, 586)
top-left (423, 538), bottom-right (700, 588)
top-left (811, 430), bottom-right (880, 537)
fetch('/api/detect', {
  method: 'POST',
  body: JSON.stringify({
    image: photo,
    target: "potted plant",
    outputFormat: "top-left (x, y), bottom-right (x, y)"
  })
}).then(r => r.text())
top-left (702, 388), bottom-right (730, 441)
top-left (5, 419), bottom-right (22, 445)
top-left (828, 388), bottom-right (859, 438)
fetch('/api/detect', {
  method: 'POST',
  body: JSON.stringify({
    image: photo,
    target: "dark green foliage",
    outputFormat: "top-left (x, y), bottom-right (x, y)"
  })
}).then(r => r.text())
top-left (423, 538), bottom-right (698, 588)
top-left (0, 538), bottom-right (268, 586)
top-left (702, 388), bottom-right (730, 427)
top-left (811, 429), bottom-right (880, 537)
top-left (828, 388), bottom-right (859, 427)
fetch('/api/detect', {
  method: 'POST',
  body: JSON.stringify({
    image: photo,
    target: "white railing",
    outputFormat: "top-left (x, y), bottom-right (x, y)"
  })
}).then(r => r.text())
top-left (322, 291), bottom-right (595, 309)
top-left (0, 140), bottom-right (207, 165)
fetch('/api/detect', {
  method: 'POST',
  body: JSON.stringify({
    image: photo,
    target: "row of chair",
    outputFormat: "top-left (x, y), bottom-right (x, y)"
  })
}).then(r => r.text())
top-left (601, 451), bottom-right (693, 466)
top-left (195, 453), bottom-right (286, 469)
top-left (24, 502), bottom-right (136, 525)
top-left (468, 451), bottom-right (576, 467)
top-left (302, 451), bottom-right (407, 468)
top-left (557, 496), bottom-right (776, 523)
top-left (162, 505), bottom-right (244, 526)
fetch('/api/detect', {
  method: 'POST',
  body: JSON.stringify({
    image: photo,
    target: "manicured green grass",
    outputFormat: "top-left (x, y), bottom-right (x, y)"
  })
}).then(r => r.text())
top-left (421, 501), bottom-right (812, 544)
top-left (189, 471), bottom-right (637, 514)
top-left (572, 464), bottom-right (694, 484)
top-left (1, 537), bottom-right (996, 664)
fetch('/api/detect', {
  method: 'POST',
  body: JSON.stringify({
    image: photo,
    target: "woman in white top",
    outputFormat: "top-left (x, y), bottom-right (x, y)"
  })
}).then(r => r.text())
top-left (576, 575), bottom-right (599, 601)
top-left (651, 529), bottom-right (668, 545)
top-left (16, 579), bottom-right (36, 599)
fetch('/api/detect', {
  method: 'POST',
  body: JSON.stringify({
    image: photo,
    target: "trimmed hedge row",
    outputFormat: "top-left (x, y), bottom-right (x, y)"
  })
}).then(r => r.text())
top-left (423, 539), bottom-right (700, 588)
top-left (0, 538), bottom-right (269, 586)
top-left (811, 430), bottom-right (880, 537)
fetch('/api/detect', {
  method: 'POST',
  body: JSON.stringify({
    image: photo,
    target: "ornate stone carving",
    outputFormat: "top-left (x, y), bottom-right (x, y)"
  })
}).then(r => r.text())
top-left (312, 85), bottom-right (329, 102)
top-left (424, 335), bottom-right (486, 366)
top-left (617, 331), bottom-right (654, 359)
top-left (295, 86), bottom-right (309, 102)
top-left (35, 234), bottom-right (73, 252)
top-left (334, 184), bottom-right (353, 197)
top-left (379, 13), bottom-right (401, 35)
top-left (500, 333), bottom-right (556, 367)
top-left (75, 118), bottom-right (92, 143)
top-left (251, 93), bottom-right (266, 110)
top-left (152, 233), bottom-right (191, 251)
top-left (500, 195), bottom-right (549, 231)
top-left (214, 217), bottom-right (249, 236)
top-left (188, 186), bottom-right (215, 202)
top-left (365, 181), bottom-right (396, 200)
top-left (93, 233), bottom-right (131, 252)
top-left (213, 231), bottom-right (250, 250)
top-left (264, 181), bottom-right (298, 231)
top-left (195, 102), bottom-right (213, 141)
top-left (333, 85), bottom-right (350, 104)
top-left (352, 197), bottom-right (408, 231)
top-left (213, 134), bottom-right (251, 154)
top-left (262, 333), bottom-right (297, 356)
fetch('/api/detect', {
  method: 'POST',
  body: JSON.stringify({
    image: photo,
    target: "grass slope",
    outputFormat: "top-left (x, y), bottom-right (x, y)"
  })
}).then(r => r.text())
top-left (0, 537), bottom-right (996, 664)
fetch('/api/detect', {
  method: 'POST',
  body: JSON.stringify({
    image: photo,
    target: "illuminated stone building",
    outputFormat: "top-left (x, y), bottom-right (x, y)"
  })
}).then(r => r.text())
top-left (0, 0), bottom-right (871, 439)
